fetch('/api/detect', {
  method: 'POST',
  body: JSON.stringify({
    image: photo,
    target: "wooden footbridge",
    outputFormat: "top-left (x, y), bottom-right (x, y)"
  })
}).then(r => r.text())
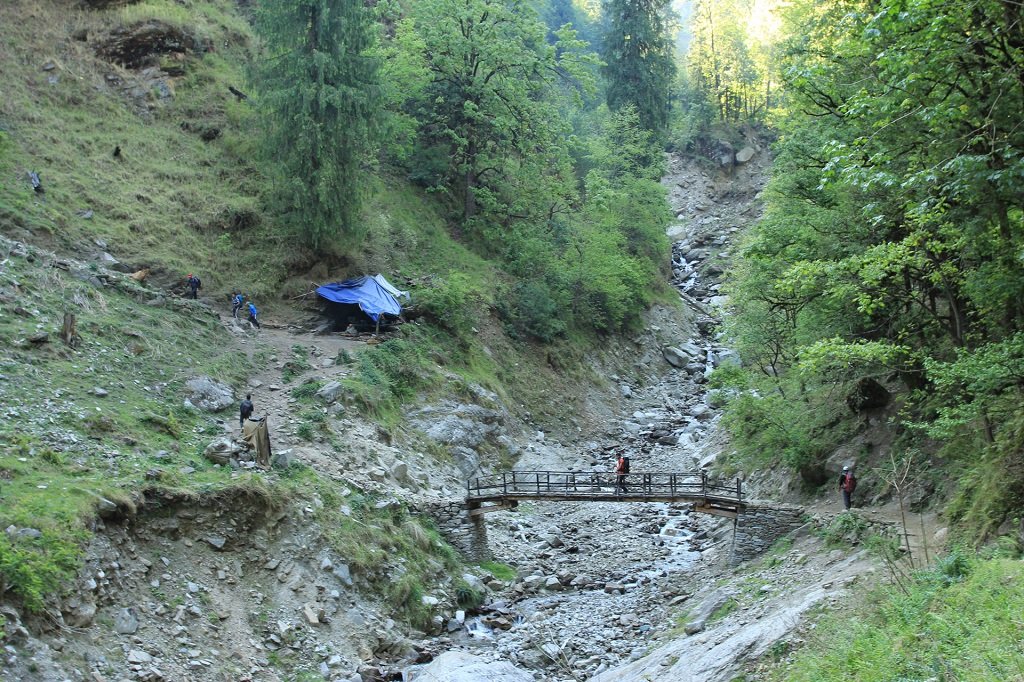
top-left (466, 470), bottom-right (746, 518)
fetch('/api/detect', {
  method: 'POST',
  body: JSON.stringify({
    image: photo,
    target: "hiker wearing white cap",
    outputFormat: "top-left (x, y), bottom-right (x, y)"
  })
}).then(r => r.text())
top-left (838, 466), bottom-right (857, 510)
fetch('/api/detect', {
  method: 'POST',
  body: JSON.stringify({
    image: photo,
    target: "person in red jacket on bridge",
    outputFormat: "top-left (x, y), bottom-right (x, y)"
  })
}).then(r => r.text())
top-left (615, 454), bottom-right (630, 495)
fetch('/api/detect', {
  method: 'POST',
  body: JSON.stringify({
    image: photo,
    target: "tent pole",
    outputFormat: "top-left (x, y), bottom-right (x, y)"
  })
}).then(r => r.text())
top-left (375, 317), bottom-right (380, 337)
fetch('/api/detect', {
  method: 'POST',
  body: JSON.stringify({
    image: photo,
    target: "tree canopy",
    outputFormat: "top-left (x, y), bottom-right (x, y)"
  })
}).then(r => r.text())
top-left (719, 0), bottom-right (1024, 530)
top-left (253, 0), bottom-right (381, 249)
top-left (601, 0), bottom-right (677, 134)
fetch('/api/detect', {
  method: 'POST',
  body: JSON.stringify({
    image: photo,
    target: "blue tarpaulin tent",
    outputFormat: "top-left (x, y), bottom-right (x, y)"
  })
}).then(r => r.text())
top-left (316, 276), bottom-right (402, 322)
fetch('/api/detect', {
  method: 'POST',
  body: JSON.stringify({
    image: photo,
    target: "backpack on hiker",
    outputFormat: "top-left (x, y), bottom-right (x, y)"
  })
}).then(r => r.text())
top-left (620, 456), bottom-right (630, 474)
top-left (842, 472), bottom-right (857, 493)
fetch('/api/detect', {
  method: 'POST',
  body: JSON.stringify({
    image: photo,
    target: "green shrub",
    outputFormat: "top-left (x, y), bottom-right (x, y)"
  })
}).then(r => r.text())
top-left (501, 280), bottom-right (567, 342)
top-left (0, 530), bottom-right (83, 612)
top-left (291, 379), bottom-right (323, 401)
top-left (415, 273), bottom-right (487, 338)
top-left (344, 337), bottom-right (434, 416)
top-left (819, 512), bottom-right (870, 548)
top-left (479, 560), bottom-right (517, 581)
top-left (295, 422), bottom-right (315, 442)
top-left (454, 578), bottom-right (485, 610)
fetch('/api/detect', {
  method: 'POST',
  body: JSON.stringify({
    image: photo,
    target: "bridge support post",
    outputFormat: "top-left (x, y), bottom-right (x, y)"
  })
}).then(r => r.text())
top-left (417, 501), bottom-right (492, 562)
top-left (730, 517), bottom-right (738, 565)
top-left (466, 510), bottom-right (492, 562)
top-left (729, 504), bottom-right (806, 567)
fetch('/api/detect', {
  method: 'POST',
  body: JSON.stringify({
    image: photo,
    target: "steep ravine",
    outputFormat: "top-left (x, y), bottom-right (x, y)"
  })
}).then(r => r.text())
top-left (402, 143), bottom-right (882, 682)
top-left (0, 144), bottom-right (883, 682)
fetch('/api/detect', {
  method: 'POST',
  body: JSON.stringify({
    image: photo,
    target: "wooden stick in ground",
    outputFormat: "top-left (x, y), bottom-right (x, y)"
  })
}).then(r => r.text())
top-left (61, 312), bottom-right (78, 348)
top-left (919, 511), bottom-right (931, 567)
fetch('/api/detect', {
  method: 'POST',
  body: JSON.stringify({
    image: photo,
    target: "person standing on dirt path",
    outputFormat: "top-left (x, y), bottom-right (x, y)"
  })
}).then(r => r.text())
top-left (231, 292), bottom-right (245, 319)
top-left (839, 465), bottom-right (857, 510)
top-left (239, 394), bottom-right (254, 428)
top-left (247, 302), bottom-right (260, 329)
top-left (615, 454), bottom-right (630, 495)
top-left (186, 273), bottom-right (202, 300)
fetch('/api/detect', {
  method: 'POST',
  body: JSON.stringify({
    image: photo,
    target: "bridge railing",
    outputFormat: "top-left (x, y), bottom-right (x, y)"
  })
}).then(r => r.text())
top-left (466, 470), bottom-right (742, 503)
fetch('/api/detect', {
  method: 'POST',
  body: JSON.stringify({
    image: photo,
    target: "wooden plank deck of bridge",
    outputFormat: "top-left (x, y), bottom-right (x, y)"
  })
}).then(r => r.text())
top-left (466, 470), bottom-right (746, 518)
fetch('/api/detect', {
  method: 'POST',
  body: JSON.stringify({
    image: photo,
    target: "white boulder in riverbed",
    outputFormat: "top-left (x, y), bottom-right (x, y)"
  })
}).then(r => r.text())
top-left (406, 651), bottom-right (533, 682)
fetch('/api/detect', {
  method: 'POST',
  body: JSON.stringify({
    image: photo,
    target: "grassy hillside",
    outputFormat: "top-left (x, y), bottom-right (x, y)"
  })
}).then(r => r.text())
top-left (0, 0), bottom-right (286, 296)
top-left (770, 554), bottom-right (1024, 682)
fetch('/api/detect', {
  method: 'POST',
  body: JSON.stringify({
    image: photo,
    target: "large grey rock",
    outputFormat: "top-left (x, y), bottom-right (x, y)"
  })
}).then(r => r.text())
top-left (663, 347), bottom-right (688, 368)
top-left (184, 376), bottom-right (234, 412)
top-left (113, 607), bottom-right (139, 634)
top-left (315, 380), bottom-right (344, 404)
top-left (390, 460), bottom-right (409, 482)
top-left (203, 437), bottom-right (242, 465)
top-left (663, 344), bottom-right (700, 368)
top-left (406, 652), bottom-right (534, 682)
top-left (683, 588), bottom-right (732, 634)
top-left (411, 402), bottom-right (504, 448)
top-left (735, 146), bottom-right (756, 164)
top-left (461, 573), bottom-right (487, 593)
top-left (451, 446), bottom-right (481, 479)
top-left (65, 600), bottom-right (97, 627)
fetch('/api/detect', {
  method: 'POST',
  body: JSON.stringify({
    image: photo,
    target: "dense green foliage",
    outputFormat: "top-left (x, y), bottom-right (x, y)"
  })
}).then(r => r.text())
top-left (684, 0), bottom-right (777, 124)
top-left (252, 0), bottom-right (381, 248)
top-left (372, 0), bottom-right (672, 336)
top-left (601, 0), bottom-right (676, 133)
top-left (715, 0), bottom-right (1024, 531)
top-left (775, 555), bottom-right (1024, 682)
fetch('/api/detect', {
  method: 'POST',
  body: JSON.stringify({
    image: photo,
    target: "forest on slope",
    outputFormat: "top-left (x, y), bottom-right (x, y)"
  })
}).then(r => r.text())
top-left (712, 0), bottom-right (1024, 539)
top-left (690, 0), bottom-right (1024, 679)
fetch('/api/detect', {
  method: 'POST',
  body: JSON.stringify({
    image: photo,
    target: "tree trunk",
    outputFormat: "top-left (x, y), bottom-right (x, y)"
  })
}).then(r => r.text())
top-left (464, 139), bottom-right (478, 220)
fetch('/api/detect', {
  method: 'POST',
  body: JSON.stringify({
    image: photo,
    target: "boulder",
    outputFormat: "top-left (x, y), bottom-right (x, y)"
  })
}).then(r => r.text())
top-left (736, 146), bottom-right (756, 164)
top-left (184, 376), bottom-right (234, 412)
top-left (315, 380), bottom-right (344, 404)
top-left (451, 446), bottom-right (481, 479)
top-left (406, 651), bottom-right (533, 682)
top-left (683, 588), bottom-right (732, 634)
top-left (461, 573), bottom-right (487, 593)
top-left (113, 607), bottom-right (139, 635)
top-left (96, 20), bottom-right (205, 69)
top-left (846, 377), bottom-right (890, 412)
top-left (410, 402), bottom-right (504, 450)
top-left (689, 404), bottom-right (711, 420)
top-left (65, 599), bottom-right (97, 627)
top-left (390, 460), bottom-right (410, 483)
top-left (203, 437), bottom-right (242, 465)
top-left (663, 344), bottom-right (700, 368)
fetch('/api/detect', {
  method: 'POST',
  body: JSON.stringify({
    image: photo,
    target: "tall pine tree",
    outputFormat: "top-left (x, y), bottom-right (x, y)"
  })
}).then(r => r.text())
top-left (253, 0), bottom-right (380, 248)
top-left (601, 0), bottom-right (676, 134)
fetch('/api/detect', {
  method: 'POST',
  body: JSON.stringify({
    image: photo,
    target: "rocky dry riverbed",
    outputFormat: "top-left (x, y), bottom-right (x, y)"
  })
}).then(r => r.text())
top-left (401, 137), bottom-right (887, 682)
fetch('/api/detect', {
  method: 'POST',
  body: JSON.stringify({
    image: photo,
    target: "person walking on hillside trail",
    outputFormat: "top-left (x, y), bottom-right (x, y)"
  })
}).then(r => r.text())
top-left (231, 292), bottom-right (245, 319)
top-left (247, 302), bottom-right (260, 329)
top-left (239, 394), bottom-right (254, 428)
top-left (615, 454), bottom-right (630, 496)
top-left (839, 465), bottom-right (857, 510)
top-left (186, 273), bottom-right (202, 300)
